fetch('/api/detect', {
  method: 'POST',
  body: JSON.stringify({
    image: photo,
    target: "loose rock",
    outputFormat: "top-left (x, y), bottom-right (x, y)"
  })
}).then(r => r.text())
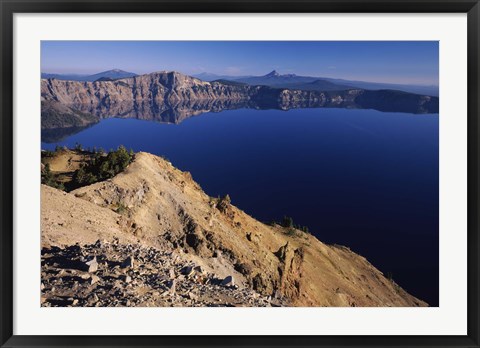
top-left (41, 241), bottom-right (284, 307)
top-left (85, 257), bottom-right (98, 273)
top-left (120, 275), bottom-right (132, 283)
top-left (90, 275), bottom-right (100, 285)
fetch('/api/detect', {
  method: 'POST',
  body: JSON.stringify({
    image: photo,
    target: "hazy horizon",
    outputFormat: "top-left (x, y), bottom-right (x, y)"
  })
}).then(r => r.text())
top-left (41, 68), bottom-right (440, 87)
top-left (41, 41), bottom-right (439, 86)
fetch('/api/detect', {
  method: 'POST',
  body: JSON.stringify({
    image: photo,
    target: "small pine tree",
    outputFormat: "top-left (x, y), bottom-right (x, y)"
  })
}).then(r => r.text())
top-left (282, 216), bottom-right (294, 228)
top-left (217, 194), bottom-right (231, 212)
top-left (302, 226), bottom-right (310, 234)
top-left (76, 166), bottom-right (86, 184)
top-left (41, 163), bottom-right (54, 185)
top-left (222, 194), bottom-right (231, 204)
top-left (41, 163), bottom-right (65, 190)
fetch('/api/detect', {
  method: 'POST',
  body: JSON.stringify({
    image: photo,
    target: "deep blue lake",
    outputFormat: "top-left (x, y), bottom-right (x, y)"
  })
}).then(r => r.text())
top-left (42, 107), bottom-right (439, 306)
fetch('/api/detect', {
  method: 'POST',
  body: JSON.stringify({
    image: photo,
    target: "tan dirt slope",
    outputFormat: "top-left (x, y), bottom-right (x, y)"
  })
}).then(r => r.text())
top-left (42, 151), bottom-right (427, 307)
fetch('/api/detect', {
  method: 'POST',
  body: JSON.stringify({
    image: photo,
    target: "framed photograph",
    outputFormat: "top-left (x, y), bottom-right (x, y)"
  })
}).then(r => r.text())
top-left (1, 0), bottom-right (479, 347)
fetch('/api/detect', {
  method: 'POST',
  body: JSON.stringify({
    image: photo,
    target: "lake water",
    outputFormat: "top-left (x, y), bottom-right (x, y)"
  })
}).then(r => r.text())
top-left (42, 107), bottom-right (439, 306)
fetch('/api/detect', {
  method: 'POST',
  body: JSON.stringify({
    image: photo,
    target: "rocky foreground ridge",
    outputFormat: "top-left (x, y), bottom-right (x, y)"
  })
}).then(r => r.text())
top-left (41, 71), bottom-right (439, 131)
top-left (41, 151), bottom-right (427, 307)
top-left (42, 239), bottom-right (284, 307)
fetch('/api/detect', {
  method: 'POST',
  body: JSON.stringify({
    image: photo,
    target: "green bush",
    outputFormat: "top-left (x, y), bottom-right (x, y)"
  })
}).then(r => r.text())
top-left (300, 226), bottom-right (310, 234)
top-left (41, 150), bottom-right (55, 161)
top-left (116, 203), bottom-right (128, 215)
top-left (284, 228), bottom-right (297, 237)
top-left (71, 145), bottom-right (134, 189)
top-left (216, 194), bottom-right (231, 212)
top-left (277, 216), bottom-right (312, 235)
top-left (282, 216), bottom-right (294, 228)
top-left (41, 163), bottom-right (64, 190)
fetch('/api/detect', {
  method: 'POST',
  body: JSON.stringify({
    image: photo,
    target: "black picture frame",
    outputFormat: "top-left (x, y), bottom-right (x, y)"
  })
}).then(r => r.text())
top-left (1, 1), bottom-right (479, 347)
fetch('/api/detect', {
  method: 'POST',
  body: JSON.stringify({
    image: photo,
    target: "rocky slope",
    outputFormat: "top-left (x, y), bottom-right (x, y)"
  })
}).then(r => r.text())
top-left (40, 71), bottom-right (439, 131)
top-left (41, 151), bottom-right (427, 307)
top-left (41, 238), bottom-right (283, 307)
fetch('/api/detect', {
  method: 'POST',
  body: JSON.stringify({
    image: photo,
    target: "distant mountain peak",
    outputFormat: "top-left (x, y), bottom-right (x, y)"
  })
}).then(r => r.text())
top-left (264, 70), bottom-right (298, 78)
top-left (41, 69), bottom-right (137, 82)
top-left (98, 69), bottom-right (132, 74)
top-left (265, 70), bottom-right (280, 77)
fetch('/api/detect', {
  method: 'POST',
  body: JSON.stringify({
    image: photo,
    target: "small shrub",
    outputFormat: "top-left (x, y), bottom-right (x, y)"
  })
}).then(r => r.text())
top-left (116, 203), bottom-right (128, 215)
top-left (41, 150), bottom-right (55, 161)
top-left (301, 226), bottom-right (310, 234)
top-left (282, 216), bottom-right (294, 228)
top-left (284, 228), bottom-right (297, 237)
top-left (41, 163), bottom-right (65, 190)
top-left (386, 272), bottom-right (394, 281)
top-left (216, 194), bottom-right (231, 212)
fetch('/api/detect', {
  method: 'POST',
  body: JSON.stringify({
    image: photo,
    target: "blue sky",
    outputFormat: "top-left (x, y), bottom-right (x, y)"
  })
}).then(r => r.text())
top-left (41, 41), bottom-right (439, 85)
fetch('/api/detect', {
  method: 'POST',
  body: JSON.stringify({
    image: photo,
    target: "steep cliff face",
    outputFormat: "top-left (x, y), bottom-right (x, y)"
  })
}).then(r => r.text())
top-left (41, 71), bottom-right (439, 131)
top-left (41, 72), bottom-right (249, 112)
top-left (42, 151), bottom-right (427, 307)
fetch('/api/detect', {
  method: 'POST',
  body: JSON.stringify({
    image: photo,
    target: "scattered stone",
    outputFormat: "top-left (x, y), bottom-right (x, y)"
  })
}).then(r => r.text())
top-left (41, 241), bottom-right (286, 308)
top-left (85, 257), bottom-right (98, 273)
top-left (90, 275), bottom-right (100, 285)
top-left (120, 275), bottom-right (132, 283)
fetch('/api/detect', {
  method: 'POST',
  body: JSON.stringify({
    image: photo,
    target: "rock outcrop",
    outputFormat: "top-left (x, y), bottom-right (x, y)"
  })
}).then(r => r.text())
top-left (41, 151), bottom-right (428, 307)
top-left (40, 71), bottom-right (439, 132)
